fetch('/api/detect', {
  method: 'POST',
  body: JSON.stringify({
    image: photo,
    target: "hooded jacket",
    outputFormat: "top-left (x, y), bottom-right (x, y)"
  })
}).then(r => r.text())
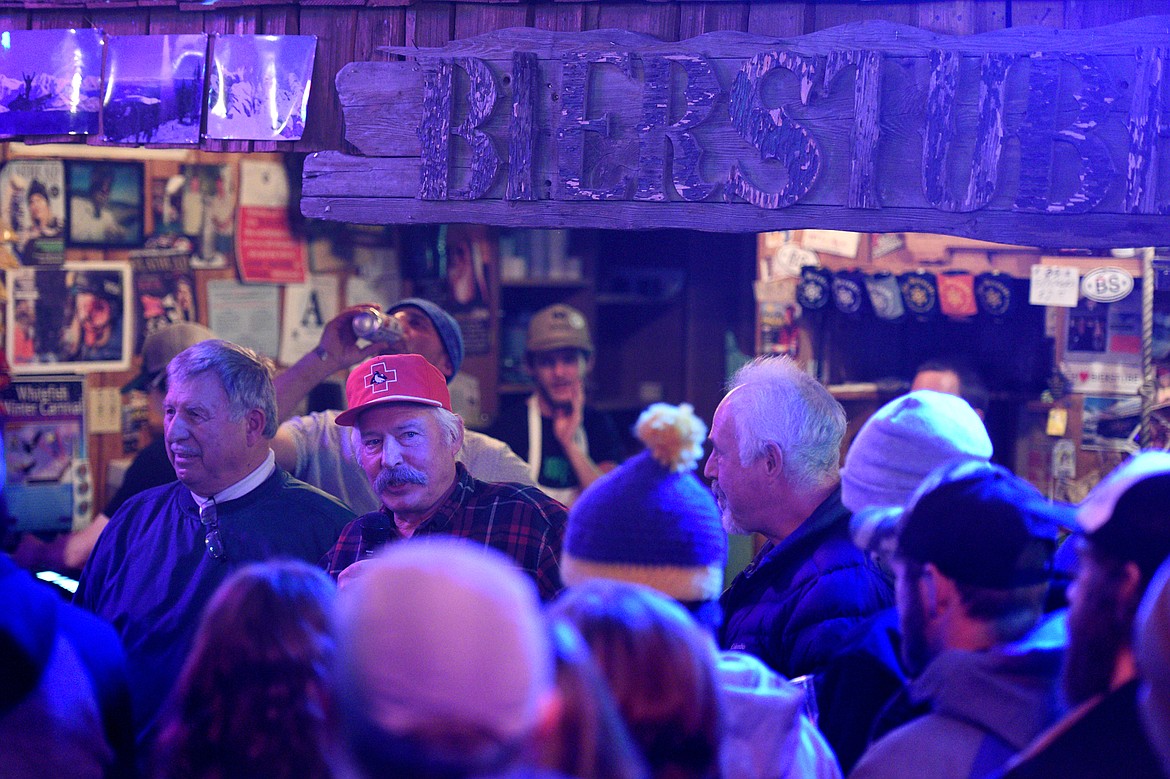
top-left (848, 633), bottom-right (1064, 779)
top-left (718, 650), bottom-right (843, 779)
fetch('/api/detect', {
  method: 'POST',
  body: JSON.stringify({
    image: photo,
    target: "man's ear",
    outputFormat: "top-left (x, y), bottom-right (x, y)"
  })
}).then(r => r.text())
top-left (451, 414), bottom-right (465, 454)
top-left (762, 441), bottom-right (784, 478)
top-left (244, 408), bottom-right (267, 446)
top-left (922, 562), bottom-right (958, 618)
top-left (528, 688), bottom-right (565, 766)
top-left (437, 353), bottom-right (455, 380)
top-left (1117, 560), bottom-right (1145, 620)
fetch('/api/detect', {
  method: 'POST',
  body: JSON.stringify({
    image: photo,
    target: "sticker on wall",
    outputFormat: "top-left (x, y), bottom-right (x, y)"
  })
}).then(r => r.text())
top-left (206, 34), bottom-right (317, 141)
top-left (0, 159), bottom-right (65, 266)
top-left (103, 34), bottom-right (208, 146)
top-left (0, 29), bottom-right (102, 138)
top-left (1080, 266), bottom-right (1134, 303)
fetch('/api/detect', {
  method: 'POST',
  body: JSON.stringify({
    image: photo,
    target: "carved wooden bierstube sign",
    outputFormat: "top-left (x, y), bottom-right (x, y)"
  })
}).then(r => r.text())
top-left (303, 19), bottom-right (1170, 246)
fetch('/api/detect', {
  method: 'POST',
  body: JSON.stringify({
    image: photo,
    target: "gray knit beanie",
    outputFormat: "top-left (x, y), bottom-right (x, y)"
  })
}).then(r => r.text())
top-left (841, 390), bottom-right (992, 553)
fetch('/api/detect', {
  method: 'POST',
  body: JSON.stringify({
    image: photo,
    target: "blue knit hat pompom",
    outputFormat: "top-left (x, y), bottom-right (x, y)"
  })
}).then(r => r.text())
top-left (563, 403), bottom-right (727, 603)
top-left (637, 402), bottom-right (707, 473)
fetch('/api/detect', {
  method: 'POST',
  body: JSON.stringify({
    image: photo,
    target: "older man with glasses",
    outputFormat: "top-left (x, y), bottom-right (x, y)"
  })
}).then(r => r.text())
top-left (75, 339), bottom-right (354, 755)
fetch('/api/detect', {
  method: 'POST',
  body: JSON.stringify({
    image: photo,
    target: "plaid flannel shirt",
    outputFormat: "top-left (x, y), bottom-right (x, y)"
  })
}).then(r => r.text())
top-left (323, 463), bottom-right (566, 600)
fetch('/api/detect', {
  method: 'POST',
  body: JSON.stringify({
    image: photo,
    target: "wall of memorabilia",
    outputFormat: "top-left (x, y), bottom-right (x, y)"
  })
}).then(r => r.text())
top-left (0, 144), bottom-right (404, 536)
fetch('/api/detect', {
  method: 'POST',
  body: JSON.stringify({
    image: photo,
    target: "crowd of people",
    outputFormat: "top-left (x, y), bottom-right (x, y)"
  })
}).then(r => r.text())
top-left (3, 295), bottom-right (1170, 779)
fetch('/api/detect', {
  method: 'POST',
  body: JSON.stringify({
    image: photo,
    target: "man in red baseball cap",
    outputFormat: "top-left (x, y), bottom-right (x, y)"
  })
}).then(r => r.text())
top-left (322, 354), bottom-right (567, 601)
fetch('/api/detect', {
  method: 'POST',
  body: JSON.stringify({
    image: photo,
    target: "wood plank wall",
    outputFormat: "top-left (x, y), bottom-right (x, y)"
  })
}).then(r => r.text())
top-left (7, 0), bottom-right (1164, 155)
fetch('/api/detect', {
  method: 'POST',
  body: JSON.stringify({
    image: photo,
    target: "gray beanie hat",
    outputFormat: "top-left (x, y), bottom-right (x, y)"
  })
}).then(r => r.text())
top-left (841, 390), bottom-right (992, 551)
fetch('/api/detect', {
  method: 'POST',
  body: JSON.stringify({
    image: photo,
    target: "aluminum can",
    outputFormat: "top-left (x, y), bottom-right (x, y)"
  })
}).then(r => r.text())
top-left (351, 306), bottom-right (405, 344)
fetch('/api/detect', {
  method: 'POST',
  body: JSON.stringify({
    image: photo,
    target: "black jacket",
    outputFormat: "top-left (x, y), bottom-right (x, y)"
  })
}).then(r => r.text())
top-left (718, 487), bottom-right (893, 681)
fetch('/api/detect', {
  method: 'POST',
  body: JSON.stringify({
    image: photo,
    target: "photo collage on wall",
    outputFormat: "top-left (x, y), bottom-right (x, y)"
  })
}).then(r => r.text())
top-left (0, 28), bottom-right (314, 146)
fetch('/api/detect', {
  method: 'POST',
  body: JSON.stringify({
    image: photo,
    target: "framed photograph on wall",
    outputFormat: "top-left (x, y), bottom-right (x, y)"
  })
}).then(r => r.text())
top-left (66, 160), bottom-right (145, 248)
top-left (5, 261), bottom-right (133, 374)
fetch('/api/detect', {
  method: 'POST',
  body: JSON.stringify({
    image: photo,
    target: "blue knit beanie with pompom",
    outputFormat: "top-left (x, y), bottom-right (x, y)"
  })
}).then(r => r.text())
top-left (563, 403), bottom-right (727, 603)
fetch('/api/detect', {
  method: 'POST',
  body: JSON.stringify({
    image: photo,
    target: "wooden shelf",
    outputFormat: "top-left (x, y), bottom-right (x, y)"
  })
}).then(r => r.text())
top-left (594, 293), bottom-right (677, 306)
top-left (499, 382), bottom-right (534, 395)
top-left (501, 278), bottom-right (588, 290)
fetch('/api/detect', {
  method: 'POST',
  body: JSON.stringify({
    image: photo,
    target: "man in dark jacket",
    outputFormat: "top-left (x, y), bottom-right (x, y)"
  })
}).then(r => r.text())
top-left (997, 452), bottom-right (1170, 779)
top-left (820, 389), bottom-right (994, 773)
top-left (707, 356), bottom-right (892, 681)
top-left (76, 339), bottom-right (354, 750)
top-left (850, 462), bottom-right (1068, 779)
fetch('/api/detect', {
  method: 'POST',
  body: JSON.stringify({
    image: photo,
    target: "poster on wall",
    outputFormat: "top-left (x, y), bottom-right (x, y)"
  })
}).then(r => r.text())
top-left (206, 278), bottom-right (279, 358)
top-left (5, 262), bottom-right (133, 374)
top-left (1, 375), bottom-right (86, 533)
top-left (236, 159), bottom-right (306, 284)
top-left (1061, 292), bottom-right (1143, 395)
top-left (66, 161), bottom-right (145, 247)
top-left (181, 163), bottom-right (236, 268)
top-left (279, 274), bottom-right (339, 366)
top-left (0, 29), bottom-right (102, 138)
top-left (0, 159), bottom-right (65, 265)
top-left (131, 246), bottom-right (197, 351)
top-left (206, 34), bottom-right (316, 141)
top-left (103, 34), bottom-right (207, 146)
top-left (1081, 395), bottom-right (1141, 452)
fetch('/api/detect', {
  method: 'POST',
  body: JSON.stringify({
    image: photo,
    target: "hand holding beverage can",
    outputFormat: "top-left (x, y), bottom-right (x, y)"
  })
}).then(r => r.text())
top-left (351, 306), bottom-right (406, 346)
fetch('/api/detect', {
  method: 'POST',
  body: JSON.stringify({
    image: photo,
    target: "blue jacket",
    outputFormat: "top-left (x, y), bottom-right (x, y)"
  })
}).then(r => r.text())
top-left (719, 487), bottom-right (893, 681)
top-left (1, 555), bottom-right (135, 778)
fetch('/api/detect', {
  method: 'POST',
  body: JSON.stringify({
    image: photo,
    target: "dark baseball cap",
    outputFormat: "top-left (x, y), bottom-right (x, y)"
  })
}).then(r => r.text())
top-left (122, 322), bottom-right (215, 393)
top-left (1077, 452), bottom-right (1170, 579)
top-left (897, 461), bottom-right (1073, 589)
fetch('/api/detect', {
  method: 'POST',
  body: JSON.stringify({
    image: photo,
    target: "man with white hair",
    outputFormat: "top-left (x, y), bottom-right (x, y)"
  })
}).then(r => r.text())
top-left (273, 299), bottom-right (533, 515)
top-left (706, 356), bottom-right (892, 681)
top-left (334, 537), bottom-right (562, 778)
top-left (320, 353), bottom-right (566, 600)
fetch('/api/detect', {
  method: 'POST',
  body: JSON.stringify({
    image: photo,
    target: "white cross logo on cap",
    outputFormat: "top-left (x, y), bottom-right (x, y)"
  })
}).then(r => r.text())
top-left (365, 362), bottom-right (398, 395)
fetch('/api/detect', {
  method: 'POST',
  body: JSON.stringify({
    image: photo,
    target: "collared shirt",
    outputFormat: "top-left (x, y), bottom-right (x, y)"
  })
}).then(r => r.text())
top-left (189, 449), bottom-right (276, 510)
top-left (323, 463), bottom-right (567, 600)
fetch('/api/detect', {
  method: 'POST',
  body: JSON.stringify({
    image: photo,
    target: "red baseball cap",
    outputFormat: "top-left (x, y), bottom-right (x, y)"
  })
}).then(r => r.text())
top-left (335, 354), bottom-right (452, 427)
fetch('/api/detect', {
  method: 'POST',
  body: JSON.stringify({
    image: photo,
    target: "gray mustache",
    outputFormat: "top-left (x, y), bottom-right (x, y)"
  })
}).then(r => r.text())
top-left (374, 465), bottom-right (427, 491)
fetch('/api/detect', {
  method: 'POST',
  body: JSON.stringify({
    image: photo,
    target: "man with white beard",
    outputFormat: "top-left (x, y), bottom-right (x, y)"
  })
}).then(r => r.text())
top-left (705, 356), bottom-right (892, 681)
